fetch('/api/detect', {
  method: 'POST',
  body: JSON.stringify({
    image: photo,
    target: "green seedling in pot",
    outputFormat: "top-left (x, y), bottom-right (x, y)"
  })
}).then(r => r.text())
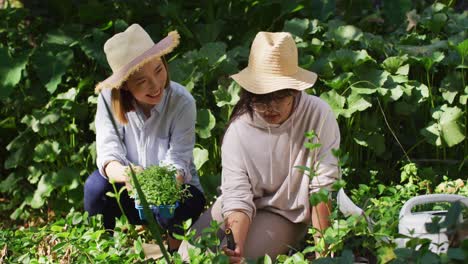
top-left (129, 164), bottom-right (191, 207)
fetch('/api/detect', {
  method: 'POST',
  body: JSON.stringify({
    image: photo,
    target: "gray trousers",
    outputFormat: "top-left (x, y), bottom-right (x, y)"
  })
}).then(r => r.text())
top-left (178, 197), bottom-right (308, 261)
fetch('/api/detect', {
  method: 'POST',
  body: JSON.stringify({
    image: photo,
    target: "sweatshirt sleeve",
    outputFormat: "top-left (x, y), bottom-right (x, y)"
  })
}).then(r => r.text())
top-left (95, 91), bottom-right (130, 177)
top-left (220, 124), bottom-right (256, 222)
top-left (309, 102), bottom-right (341, 193)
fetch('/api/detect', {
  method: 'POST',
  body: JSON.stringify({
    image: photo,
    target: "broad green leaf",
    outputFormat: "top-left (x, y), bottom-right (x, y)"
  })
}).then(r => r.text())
top-left (320, 90), bottom-right (345, 117)
top-left (427, 13), bottom-right (448, 33)
top-left (193, 147), bottom-right (209, 171)
top-left (54, 167), bottom-right (80, 187)
top-left (389, 74), bottom-right (409, 84)
top-left (33, 140), bottom-right (62, 162)
top-left (329, 25), bottom-right (363, 46)
top-left (323, 72), bottom-right (353, 90)
top-left (455, 39), bottom-right (468, 59)
top-left (460, 87), bottom-right (468, 105)
top-left (4, 147), bottom-right (25, 169)
top-left (20, 114), bottom-right (40, 132)
top-left (422, 122), bottom-right (442, 146)
top-left (45, 28), bottom-right (77, 46)
top-left (27, 166), bottom-right (42, 184)
top-left (439, 106), bottom-right (465, 147)
top-left (0, 47), bottom-right (28, 98)
top-left (331, 49), bottom-right (375, 71)
top-left (310, 57), bottom-right (334, 79)
top-left (342, 93), bottom-right (372, 117)
top-left (355, 68), bottom-right (390, 88)
top-left (414, 51), bottom-right (445, 71)
top-left (56, 88), bottom-right (78, 101)
top-left (199, 42), bottom-right (227, 65)
top-left (309, 38), bottom-right (324, 54)
top-left (196, 109), bottom-right (216, 139)
top-left (213, 81), bottom-right (240, 107)
top-left (389, 85), bottom-right (404, 101)
top-left (422, 105), bottom-right (465, 147)
top-left (283, 18), bottom-right (309, 37)
top-left (382, 55), bottom-right (408, 74)
top-left (32, 45), bottom-right (73, 94)
top-left (440, 72), bottom-right (463, 104)
top-left (0, 173), bottom-right (19, 193)
top-left (79, 28), bottom-right (110, 69)
top-left (40, 112), bottom-right (60, 125)
top-left (30, 173), bottom-right (55, 208)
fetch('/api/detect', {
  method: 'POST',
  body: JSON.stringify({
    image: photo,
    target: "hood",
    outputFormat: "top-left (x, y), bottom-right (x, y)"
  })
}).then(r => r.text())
top-left (240, 92), bottom-right (304, 200)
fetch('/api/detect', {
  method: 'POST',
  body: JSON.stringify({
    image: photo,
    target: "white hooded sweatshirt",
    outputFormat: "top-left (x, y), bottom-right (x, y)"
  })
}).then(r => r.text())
top-left (220, 91), bottom-right (341, 224)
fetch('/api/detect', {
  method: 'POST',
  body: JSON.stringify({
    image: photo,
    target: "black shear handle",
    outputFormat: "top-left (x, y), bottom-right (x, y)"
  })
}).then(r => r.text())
top-left (225, 228), bottom-right (236, 250)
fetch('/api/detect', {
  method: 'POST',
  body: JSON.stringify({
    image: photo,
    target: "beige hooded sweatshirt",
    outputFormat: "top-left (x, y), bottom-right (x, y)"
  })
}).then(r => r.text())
top-left (220, 92), bottom-right (341, 224)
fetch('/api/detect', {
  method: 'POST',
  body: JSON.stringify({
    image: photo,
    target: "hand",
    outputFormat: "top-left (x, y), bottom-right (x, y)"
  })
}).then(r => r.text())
top-left (222, 245), bottom-right (244, 264)
top-left (175, 169), bottom-right (184, 185)
top-left (125, 164), bottom-right (144, 191)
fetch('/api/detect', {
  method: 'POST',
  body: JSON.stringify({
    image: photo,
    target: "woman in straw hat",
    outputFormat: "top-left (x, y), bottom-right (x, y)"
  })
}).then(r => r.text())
top-left (178, 31), bottom-right (340, 261)
top-left (84, 24), bottom-right (205, 251)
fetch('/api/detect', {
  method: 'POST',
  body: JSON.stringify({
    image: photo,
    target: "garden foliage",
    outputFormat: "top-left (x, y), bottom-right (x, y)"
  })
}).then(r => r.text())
top-left (0, 0), bottom-right (467, 262)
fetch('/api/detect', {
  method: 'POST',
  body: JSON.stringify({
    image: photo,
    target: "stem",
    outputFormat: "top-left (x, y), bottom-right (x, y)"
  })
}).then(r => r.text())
top-left (426, 71), bottom-right (434, 108)
top-left (377, 98), bottom-right (411, 163)
top-left (110, 182), bottom-right (136, 236)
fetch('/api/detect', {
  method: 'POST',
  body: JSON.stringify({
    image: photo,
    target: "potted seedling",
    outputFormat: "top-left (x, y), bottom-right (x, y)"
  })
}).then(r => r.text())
top-left (129, 164), bottom-right (190, 220)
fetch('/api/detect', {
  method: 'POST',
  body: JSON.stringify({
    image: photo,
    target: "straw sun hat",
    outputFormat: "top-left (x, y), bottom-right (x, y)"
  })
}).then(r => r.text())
top-left (231, 31), bottom-right (317, 94)
top-left (95, 24), bottom-right (180, 92)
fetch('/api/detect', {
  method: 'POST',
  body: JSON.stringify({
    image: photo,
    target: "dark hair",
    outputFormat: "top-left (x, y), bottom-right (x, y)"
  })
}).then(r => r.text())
top-left (223, 88), bottom-right (299, 139)
top-left (111, 56), bottom-right (171, 124)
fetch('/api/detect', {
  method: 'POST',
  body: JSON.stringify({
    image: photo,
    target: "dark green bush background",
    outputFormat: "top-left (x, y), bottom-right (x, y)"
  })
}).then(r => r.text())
top-left (0, 0), bottom-right (466, 222)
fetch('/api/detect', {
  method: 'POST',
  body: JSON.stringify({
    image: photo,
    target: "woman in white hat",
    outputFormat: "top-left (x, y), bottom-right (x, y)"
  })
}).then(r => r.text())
top-left (178, 31), bottom-right (341, 261)
top-left (84, 24), bottom-right (205, 251)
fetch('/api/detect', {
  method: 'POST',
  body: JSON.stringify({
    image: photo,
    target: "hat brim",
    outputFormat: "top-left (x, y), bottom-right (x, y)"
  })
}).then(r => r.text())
top-left (230, 67), bottom-right (318, 94)
top-left (95, 31), bottom-right (180, 93)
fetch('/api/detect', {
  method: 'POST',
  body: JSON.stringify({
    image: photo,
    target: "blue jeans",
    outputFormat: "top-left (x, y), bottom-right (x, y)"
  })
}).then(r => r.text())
top-left (84, 170), bottom-right (206, 236)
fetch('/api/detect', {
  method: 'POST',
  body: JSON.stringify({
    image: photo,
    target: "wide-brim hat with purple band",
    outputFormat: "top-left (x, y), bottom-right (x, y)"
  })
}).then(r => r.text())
top-left (95, 24), bottom-right (180, 93)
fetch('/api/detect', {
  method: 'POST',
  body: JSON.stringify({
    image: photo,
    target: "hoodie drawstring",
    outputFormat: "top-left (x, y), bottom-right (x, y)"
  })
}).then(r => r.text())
top-left (267, 126), bottom-right (273, 185)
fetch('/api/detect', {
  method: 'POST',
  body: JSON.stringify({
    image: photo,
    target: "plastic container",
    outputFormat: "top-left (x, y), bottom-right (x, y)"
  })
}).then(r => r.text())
top-left (395, 194), bottom-right (468, 254)
top-left (135, 201), bottom-right (179, 221)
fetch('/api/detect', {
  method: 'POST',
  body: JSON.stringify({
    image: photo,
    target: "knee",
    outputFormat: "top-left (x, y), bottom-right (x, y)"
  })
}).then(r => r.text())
top-left (84, 171), bottom-right (109, 209)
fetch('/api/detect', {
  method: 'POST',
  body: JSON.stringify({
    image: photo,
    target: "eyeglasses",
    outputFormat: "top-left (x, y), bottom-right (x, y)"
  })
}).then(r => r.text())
top-left (251, 95), bottom-right (294, 113)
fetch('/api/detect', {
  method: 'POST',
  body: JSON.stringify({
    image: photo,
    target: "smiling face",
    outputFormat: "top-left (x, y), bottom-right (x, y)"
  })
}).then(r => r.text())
top-left (126, 59), bottom-right (168, 111)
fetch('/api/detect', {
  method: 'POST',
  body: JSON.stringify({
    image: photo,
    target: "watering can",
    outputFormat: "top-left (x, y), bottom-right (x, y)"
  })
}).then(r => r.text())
top-left (337, 190), bottom-right (468, 254)
top-left (395, 194), bottom-right (468, 254)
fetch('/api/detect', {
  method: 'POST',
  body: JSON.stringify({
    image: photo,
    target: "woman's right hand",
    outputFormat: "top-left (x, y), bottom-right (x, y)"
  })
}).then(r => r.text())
top-left (223, 245), bottom-right (244, 264)
top-left (124, 164), bottom-right (143, 191)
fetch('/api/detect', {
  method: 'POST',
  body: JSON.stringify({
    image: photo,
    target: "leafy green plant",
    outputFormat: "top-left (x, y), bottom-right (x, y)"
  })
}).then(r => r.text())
top-left (129, 165), bottom-right (190, 206)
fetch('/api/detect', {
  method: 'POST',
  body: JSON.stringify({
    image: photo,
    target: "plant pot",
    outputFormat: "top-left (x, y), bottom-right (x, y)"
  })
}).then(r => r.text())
top-left (134, 201), bottom-right (179, 221)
